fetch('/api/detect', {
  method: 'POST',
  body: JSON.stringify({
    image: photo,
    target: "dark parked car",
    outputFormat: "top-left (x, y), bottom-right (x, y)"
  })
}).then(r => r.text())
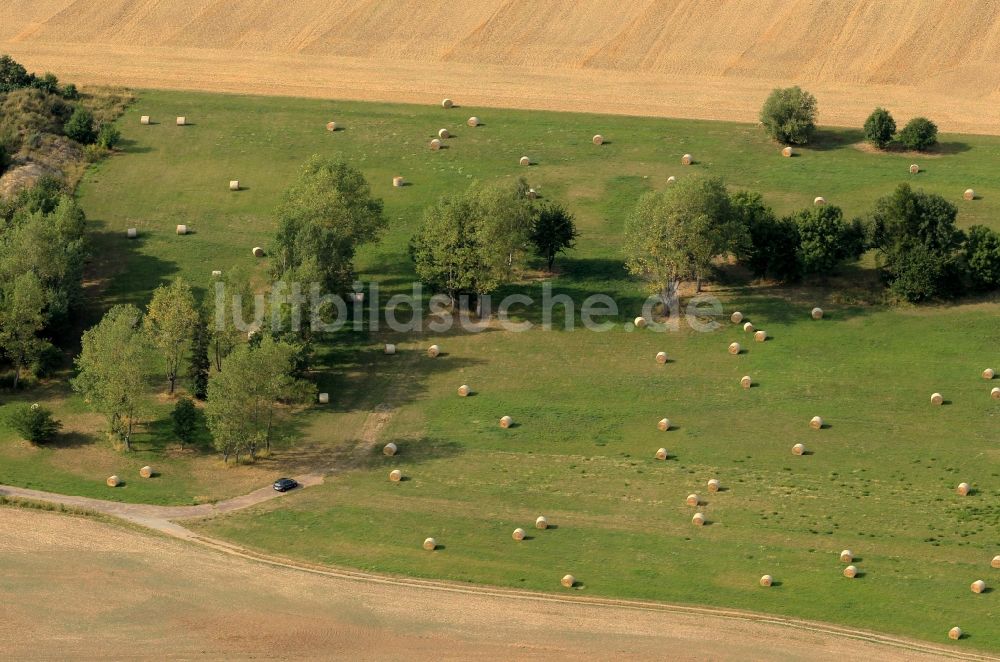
top-left (273, 477), bottom-right (298, 492)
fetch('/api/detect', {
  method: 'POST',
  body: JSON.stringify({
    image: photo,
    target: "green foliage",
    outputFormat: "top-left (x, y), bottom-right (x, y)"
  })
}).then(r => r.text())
top-left (624, 177), bottom-right (743, 303)
top-left (171, 397), bottom-right (198, 445)
top-left (530, 201), bottom-right (578, 271)
top-left (97, 123), bottom-right (121, 150)
top-left (7, 403), bottom-right (61, 444)
top-left (30, 72), bottom-right (60, 96)
top-left (0, 88), bottom-right (72, 142)
top-left (0, 271), bottom-right (50, 388)
top-left (898, 117), bottom-right (938, 151)
top-left (63, 106), bottom-right (97, 144)
top-left (145, 278), bottom-right (199, 395)
top-left (759, 86), bottom-right (818, 145)
top-left (731, 191), bottom-right (800, 281)
top-left (0, 54), bottom-right (33, 92)
top-left (963, 225), bottom-right (1000, 292)
top-left (273, 157), bottom-right (386, 294)
top-left (411, 181), bottom-right (534, 304)
top-left (792, 205), bottom-right (867, 276)
top-left (188, 313), bottom-right (211, 400)
top-left (61, 83), bottom-right (79, 100)
top-left (205, 335), bottom-right (315, 462)
top-left (863, 107), bottom-right (896, 149)
top-left (870, 184), bottom-right (964, 301)
top-left (73, 305), bottom-right (149, 451)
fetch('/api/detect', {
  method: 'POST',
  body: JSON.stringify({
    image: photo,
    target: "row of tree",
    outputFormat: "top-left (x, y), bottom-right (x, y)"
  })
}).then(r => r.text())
top-left (624, 177), bottom-right (1000, 305)
top-left (760, 85), bottom-right (938, 152)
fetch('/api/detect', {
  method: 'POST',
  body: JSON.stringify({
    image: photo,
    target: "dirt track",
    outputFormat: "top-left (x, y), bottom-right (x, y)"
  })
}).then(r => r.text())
top-left (3, 1), bottom-right (1000, 134)
top-left (2, 508), bottom-right (991, 661)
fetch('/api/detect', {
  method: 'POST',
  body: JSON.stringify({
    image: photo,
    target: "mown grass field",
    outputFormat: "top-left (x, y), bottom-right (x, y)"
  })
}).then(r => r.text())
top-left (1, 89), bottom-right (998, 649)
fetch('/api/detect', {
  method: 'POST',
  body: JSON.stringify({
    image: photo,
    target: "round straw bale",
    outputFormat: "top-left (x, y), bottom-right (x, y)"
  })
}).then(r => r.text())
top-left (692, 512), bottom-right (705, 526)
top-left (438, 128), bottom-right (449, 139)
top-left (393, 176), bottom-right (405, 187)
top-left (519, 156), bottom-right (530, 166)
top-left (318, 392), bottom-right (329, 404)
top-left (326, 121), bottom-right (337, 131)
top-left (593, 134), bottom-right (604, 145)
top-left (741, 375), bottom-right (752, 389)
top-left (527, 188), bottom-right (538, 199)
top-left (931, 392), bottom-right (943, 405)
top-left (991, 555), bottom-right (1000, 568)
top-left (211, 270), bottom-right (222, 277)
top-left (140, 115), bottom-right (150, 125)
top-left (840, 549), bottom-right (853, 563)
top-left (252, 246), bottom-right (264, 257)
top-left (176, 224), bottom-right (188, 235)
top-left (535, 516), bottom-right (548, 530)
top-left (666, 176), bottom-right (677, 185)
top-left (657, 418), bottom-right (670, 431)
top-left (423, 537), bottom-right (437, 551)
top-left (909, 164), bottom-right (919, 174)
top-left (561, 574), bottom-right (575, 588)
top-left (843, 565), bottom-right (858, 578)
top-left (993, 387), bottom-right (1000, 400)
top-left (441, 98), bottom-right (454, 109)
top-left (176, 117), bottom-right (186, 126)
top-left (728, 342), bottom-right (741, 355)
top-left (792, 443), bottom-right (806, 455)
top-left (810, 416), bottom-right (823, 430)
top-left (759, 574), bottom-right (773, 587)
top-left (964, 189), bottom-right (975, 201)
top-left (686, 493), bottom-right (699, 507)
top-left (754, 330), bottom-right (767, 343)
top-left (983, 368), bottom-right (995, 380)
top-left (458, 384), bottom-right (470, 397)
top-left (731, 311), bottom-right (743, 324)
top-left (127, 228), bottom-right (137, 239)
top-left (782, 146), bottom-right (793, 157)
top-left (500, 415), bottom-right (513, 429)
top-left (384, 343), bottom-right (396, 355)
top-left (430, 138), bottom-right (442, 151)
top-left (656, 351), bottom-right (668, 364)
top-left (139, 466), bottom-right (153, 479)
top-left (811, 307), bottom-right (824, 320)
top-left (106, 475), bottom-right (120, 487)
top-left (949, 627), bottom-right (962, 640)
top-left (681, 154), bottom-right (693, 165)
top-left (383, 442), bottom-right (398, 457)
top-left (512, 527), bottom-right (526, 541)
top-left (467, 116), bottom-right (479, 127)
top-left (971, 580), bottom-right (986, 594)
top-left (229, 180), bottom-right (240, 191)
top-left (743, 322), bottom-right (755, 333)
top-left (957, 482), bottom-right (971, 496)
top-left (634, 316), bottom-right (647, 328)
top-left (655, 447), bottom-right (668, 460)
top-left (707, 478), bottom-right (721, 492)
top-left (427, 344), bottom-right (440, 358)
top-left (814, 197), bottom-right (826, 206)
top-left (389, 469), bottom-right (402, 482)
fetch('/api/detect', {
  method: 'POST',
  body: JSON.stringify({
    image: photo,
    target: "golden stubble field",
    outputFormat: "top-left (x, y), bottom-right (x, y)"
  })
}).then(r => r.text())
top-left (3, 0), bottom-right (1000, 133)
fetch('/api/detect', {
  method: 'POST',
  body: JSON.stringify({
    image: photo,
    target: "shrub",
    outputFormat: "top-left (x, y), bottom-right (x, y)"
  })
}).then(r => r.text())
top-left (61, 83), bottom-right (79, 100)
top-left (0, 54), bottom-right (33, 92)
top-left (172, 397), bottom-right (198, 445)
top-left (30, 72), bottom-right (60, 96)
top-left (863, 107), bottom-right (896, 149)
top-left (792, 205), bottom-right (867, 276)
top-left (760, 86), bottom-right (818, 145)
top-left (96, 123), bottom-right (120, 150)
top-left (63, 106), bottom-right (96, 144)
top-left (898, 117), bottom-right (938, 151)
top-left (530, 201), bottom-right (578, 271)
top-left (7, 403), bottom-right (61, 444)
top-left (963, 225), bottom-right (1000, 292)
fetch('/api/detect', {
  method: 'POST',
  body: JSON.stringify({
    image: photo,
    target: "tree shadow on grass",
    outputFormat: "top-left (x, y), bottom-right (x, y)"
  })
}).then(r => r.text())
top-left (806, 128), bottom-right (865, 152)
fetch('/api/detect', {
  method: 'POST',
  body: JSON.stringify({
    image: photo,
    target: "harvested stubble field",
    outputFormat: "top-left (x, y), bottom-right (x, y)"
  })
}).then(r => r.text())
top-left (3, 1), bottom-right (1000, 134)
top-left (16, 89), bottom-right (987, 650)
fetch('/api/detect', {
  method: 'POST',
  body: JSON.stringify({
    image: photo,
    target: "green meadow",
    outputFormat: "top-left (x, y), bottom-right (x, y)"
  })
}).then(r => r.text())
top-left (1, 89), bottom-right (997, 649)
